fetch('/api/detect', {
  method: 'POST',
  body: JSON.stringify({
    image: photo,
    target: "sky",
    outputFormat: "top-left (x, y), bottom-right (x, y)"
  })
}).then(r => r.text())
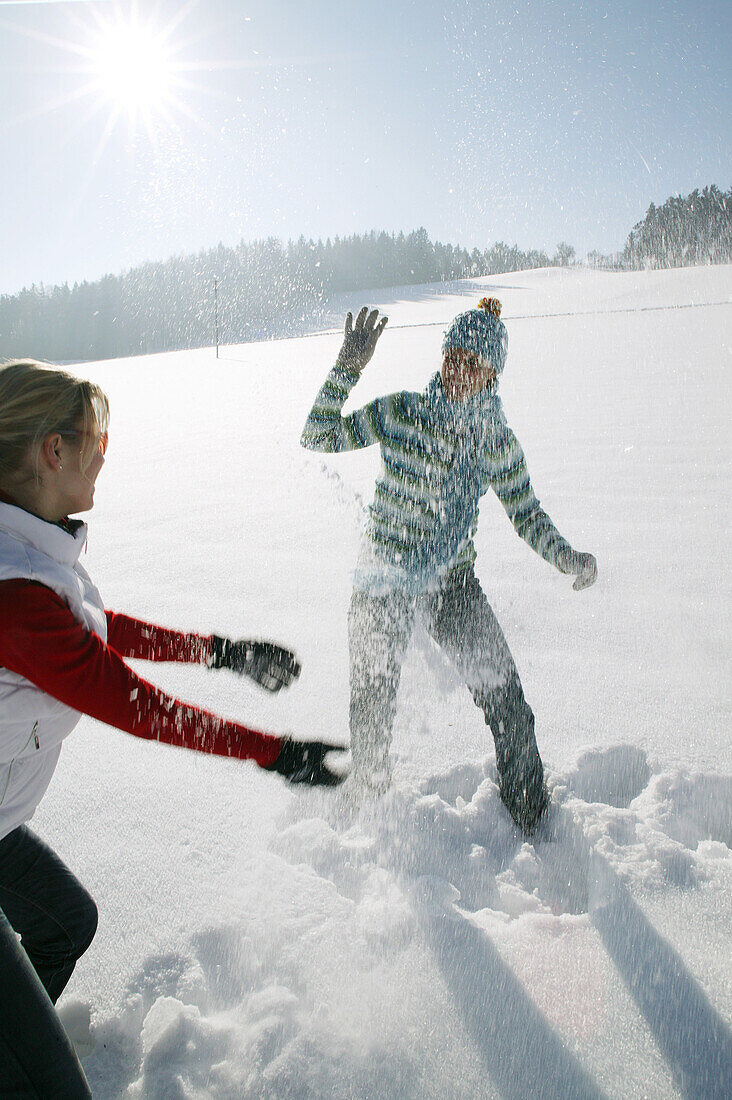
top-left (0, 0), bottom-right (729, 296)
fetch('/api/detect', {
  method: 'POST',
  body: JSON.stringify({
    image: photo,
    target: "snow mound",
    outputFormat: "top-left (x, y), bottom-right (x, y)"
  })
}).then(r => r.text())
top-left (83, 746), bottom-right (730, 1099)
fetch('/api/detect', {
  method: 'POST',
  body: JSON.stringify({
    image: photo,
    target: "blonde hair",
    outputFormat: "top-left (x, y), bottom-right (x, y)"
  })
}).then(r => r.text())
top-left (0, 360), bottom-right (110, 486)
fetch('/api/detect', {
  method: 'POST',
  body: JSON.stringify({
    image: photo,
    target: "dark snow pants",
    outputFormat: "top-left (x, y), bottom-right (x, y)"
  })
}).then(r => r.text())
top-left (0, 826), bottom-right (95, 1097)
top-left (348, 567), bottom-right (547, 828)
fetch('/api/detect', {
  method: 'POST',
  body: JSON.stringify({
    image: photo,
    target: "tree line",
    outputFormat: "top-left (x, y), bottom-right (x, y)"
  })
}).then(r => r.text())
top-left (1, 186), bottom-right (729, 362)
top-left (622, 185), bottom-right (731, 270)
top-left (0, 230), bottom-right (559, 361)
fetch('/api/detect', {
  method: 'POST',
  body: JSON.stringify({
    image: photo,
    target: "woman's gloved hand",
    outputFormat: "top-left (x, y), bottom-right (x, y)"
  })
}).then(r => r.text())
top-left (336, 306), bottom-right (388, 374)
top-left (210, 636), bottom-right (301, 692)
top-left (558, 549), bottom-right (598, 591)
top-left (265, 737), bottom-right (347, 786)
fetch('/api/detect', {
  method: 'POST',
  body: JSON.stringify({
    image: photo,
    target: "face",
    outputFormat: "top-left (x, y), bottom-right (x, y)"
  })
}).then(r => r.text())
top-left (52, 424), bottom-right (107, 516)
top-left (441, 347), bottom-right (497, 402)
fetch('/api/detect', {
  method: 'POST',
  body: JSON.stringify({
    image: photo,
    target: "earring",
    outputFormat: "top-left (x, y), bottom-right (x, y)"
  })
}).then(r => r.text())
top-left (58, 464), bottom-right (63, 471)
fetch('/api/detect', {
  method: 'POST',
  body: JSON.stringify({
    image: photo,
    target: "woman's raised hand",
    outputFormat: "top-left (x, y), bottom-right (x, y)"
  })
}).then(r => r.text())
top-left (336, 306), bottom-right (388, 374)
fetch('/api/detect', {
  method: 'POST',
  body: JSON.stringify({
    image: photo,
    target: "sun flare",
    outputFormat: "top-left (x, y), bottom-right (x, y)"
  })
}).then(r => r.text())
top-left (10, 0), bottom-right (219, 155)
top-left (91, 20), bottom-right (172, 115)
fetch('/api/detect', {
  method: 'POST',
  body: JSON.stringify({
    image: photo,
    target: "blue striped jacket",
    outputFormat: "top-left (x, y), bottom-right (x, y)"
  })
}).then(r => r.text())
top-left (301, 365), bottom-right (572, 592)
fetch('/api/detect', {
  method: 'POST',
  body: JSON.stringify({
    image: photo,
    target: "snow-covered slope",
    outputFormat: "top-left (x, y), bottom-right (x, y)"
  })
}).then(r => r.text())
top-left (35, 266), bottom-right (731, 1098)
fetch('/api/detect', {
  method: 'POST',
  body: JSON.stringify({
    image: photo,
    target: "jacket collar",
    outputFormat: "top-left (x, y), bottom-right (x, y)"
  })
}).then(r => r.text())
top-left (0, 501), bottom-right (88, 567)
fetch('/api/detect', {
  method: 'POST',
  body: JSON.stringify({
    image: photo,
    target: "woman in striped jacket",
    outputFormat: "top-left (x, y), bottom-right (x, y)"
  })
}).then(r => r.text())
top-left (301, 299), bottom-right (597, 834)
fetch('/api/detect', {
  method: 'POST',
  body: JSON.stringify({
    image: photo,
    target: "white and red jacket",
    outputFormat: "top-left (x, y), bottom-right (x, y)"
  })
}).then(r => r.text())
top-left (0, 501), bottom-right (282, 841)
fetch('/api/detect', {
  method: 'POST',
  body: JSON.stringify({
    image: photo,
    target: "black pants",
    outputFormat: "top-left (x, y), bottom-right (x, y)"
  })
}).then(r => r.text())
top-left (0, 826), bottom-right (96, 1097)
top-left (349, 567), bottom-right (547, 829)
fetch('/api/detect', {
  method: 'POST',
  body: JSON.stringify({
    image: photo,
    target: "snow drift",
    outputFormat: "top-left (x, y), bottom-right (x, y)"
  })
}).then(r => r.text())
top-left (31, 265), bottom-right (730, 1098)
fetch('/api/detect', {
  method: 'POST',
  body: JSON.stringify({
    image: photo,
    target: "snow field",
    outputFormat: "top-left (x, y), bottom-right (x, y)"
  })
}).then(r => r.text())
top-left (31, 265), bottom-right (731, 1097)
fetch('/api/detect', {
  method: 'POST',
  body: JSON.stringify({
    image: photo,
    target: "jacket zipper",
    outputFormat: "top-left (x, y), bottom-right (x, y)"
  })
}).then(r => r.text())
top-left (0, 722), bottom-right (40, 807)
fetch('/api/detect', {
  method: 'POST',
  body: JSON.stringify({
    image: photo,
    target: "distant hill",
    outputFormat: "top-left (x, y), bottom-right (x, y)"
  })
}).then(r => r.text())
top-left (1, 185), bottom-right (729, 362)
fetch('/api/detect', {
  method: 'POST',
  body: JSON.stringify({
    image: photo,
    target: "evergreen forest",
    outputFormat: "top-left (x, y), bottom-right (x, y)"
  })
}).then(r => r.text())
top-left (1, 185), bottom-right (729, 362)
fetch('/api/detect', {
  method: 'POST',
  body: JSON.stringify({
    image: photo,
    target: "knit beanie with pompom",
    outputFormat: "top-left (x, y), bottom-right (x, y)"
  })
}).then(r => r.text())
top-left (441, 297), bottom-right (508, 375)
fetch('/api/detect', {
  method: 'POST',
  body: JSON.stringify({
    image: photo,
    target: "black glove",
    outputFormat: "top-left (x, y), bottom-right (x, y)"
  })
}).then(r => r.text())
top-left (210, 636), bottom-right (301, 692)
top-left (265, 737), bottom-right (347, 787)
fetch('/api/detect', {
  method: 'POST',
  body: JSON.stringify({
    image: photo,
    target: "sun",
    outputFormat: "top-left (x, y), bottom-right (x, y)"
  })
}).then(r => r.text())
top-left (7, 0), bottom-right (225, 155)
top-left (70, 3), bottom-right (211, 148)
top-left (90, 20), bottom-right (173, 116)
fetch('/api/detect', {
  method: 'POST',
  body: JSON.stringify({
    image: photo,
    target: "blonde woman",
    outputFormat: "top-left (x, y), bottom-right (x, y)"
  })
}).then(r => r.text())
top-left (0, 360), bottom-right (344, 1097)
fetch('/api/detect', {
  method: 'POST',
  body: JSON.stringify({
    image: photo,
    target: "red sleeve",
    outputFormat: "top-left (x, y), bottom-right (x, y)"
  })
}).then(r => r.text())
top-left (0, 580), bottom-right (282, 769)
top-left (105, 610), bottom-right (213, 664)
